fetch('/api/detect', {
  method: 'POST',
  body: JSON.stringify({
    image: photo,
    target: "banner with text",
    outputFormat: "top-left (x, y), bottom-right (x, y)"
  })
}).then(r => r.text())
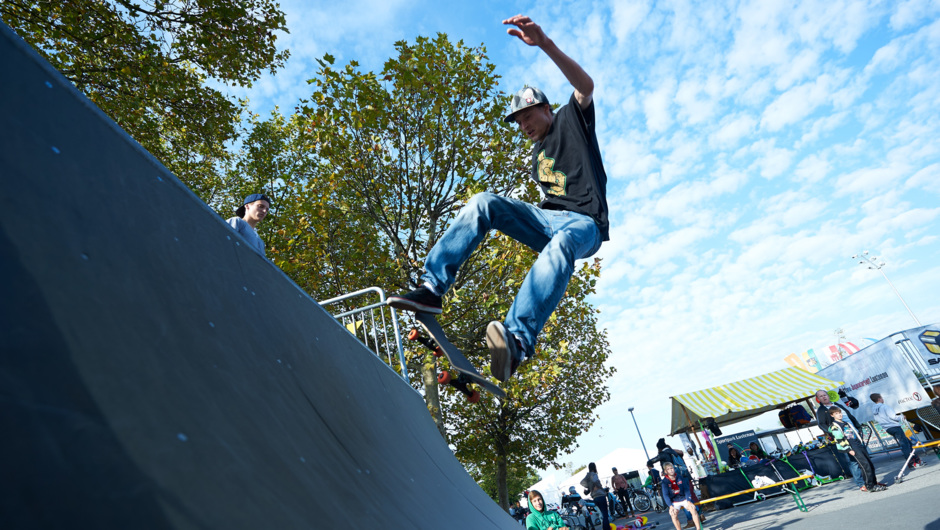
top-left (713, 430), bottom-right (758, 464)
top-left (817, 336), bottom-right (926, 423)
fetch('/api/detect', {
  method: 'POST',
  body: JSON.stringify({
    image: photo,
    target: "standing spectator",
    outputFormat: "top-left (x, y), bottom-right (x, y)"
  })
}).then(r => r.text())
top-left (829, 408), bottom-right (886, 492)
top-left (815, 389), bottom-right (865, 490)
top-left (226, 193), bottom-right (271, 257)
top-left (611, 467), bottom-right (635, 517)
top-left (871, 393), bottom-right (923, 469)
top-left (660, 462), bottom-right (702, 530)
top-left (525, 490), bottom-right (569, 530)
top-left (580, 463), bottom-right (610, 530)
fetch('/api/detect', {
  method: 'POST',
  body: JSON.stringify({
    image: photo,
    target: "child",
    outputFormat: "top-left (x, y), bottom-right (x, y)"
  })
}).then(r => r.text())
top-left (828, 408), bottom-right (886, 492)
top-left (660, 462), bottom-right (702, 530)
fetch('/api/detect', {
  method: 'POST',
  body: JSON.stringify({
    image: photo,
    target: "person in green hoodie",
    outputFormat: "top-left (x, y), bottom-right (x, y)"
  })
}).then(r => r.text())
top-left (525, 490), bottom-right (570, 530)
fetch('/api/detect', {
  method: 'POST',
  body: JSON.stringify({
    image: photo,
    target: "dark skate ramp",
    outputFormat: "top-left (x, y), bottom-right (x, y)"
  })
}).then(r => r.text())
top-left (0, 22), bottom-right (514, 529)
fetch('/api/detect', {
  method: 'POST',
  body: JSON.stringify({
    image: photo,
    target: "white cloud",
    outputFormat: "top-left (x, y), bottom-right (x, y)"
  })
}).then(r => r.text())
top-left (675, 73), bottom-right (721, 125)
top-left (609, 0), bottom-right (653, 43)
top-left (749, 139), bottom-right (794, 178)
top-left (793, 154), bottom-right (831, 183)
top-left (890, 0), bottom-right (940, 30)
top-left (605, 136), bottom-right (660, 179)
top-left (760, 74), bottom-right (839, 132)
top-left (774, 49), bottom-right (820, 91)
top-left (643, 78), bottom-right (676, 132)
top-left (710, 113), bottom-right (757, 148)
top-left (836, 165), bottom-right (909, 196)
top-left (906, 162), bottom-right (940, 190)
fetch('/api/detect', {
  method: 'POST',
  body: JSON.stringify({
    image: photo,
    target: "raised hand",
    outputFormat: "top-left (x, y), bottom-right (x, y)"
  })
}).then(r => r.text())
top-left (502, 15), bottom-right (547, 47)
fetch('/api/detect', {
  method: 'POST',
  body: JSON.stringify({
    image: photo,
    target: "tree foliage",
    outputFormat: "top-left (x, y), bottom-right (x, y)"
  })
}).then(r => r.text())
top-left (1, 0), bottom-right (289, 203)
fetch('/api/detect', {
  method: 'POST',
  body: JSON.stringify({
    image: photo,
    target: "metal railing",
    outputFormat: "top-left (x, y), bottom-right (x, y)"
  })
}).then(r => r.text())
top-left (319, 287), bottom-right (409, 384)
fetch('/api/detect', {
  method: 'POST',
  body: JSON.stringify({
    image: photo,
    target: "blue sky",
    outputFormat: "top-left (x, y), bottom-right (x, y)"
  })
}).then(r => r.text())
top-left (227, 0), bottom-right (940, 477)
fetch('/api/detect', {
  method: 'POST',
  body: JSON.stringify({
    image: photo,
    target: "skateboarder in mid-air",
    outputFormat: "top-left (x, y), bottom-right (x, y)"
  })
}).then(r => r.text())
top-left (387, 14), bottom-right (610, 382)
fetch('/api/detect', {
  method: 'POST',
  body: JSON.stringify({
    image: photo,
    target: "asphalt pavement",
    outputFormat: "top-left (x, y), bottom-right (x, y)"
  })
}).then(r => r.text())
top-left (613, 449), bottom-right (940, 530)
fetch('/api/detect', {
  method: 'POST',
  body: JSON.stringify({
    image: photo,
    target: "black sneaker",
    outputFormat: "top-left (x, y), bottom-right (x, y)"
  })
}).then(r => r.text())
top-left (487, 321), bottom-right (525, 382)
top-left (386, 286), bottom-right (443, 314)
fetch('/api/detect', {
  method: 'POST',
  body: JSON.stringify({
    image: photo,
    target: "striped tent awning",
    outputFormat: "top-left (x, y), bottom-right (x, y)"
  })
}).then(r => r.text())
top-left (669, 366), bottom-right (843, 435)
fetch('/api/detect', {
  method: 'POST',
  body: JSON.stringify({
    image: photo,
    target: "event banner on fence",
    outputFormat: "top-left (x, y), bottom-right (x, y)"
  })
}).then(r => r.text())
top-left (817, 338), bottom-right (925, 423)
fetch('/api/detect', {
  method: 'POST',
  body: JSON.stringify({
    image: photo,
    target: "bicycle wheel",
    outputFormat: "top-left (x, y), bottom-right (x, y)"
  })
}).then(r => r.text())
top-left (610, 497), bottom-right (624, 518)
top-left (631, 491), bottom-right (652, 512)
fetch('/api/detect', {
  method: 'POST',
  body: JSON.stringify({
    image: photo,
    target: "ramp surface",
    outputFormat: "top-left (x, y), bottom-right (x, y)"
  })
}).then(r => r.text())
top-left (0, 22), bottom-right (514, 529)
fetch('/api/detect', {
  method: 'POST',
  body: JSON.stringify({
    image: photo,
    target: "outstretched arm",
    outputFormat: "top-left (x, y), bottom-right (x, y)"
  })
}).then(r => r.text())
top-left (503, 15), bottom-right (594, 109)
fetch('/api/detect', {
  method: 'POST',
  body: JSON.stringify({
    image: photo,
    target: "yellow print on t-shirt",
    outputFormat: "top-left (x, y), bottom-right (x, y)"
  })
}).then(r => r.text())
top-left (537, 150), bottom-right (567, 196)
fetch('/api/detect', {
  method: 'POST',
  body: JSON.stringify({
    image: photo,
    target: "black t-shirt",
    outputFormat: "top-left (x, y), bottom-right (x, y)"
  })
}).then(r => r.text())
top-left (530, 93), bottom-right (610, 241)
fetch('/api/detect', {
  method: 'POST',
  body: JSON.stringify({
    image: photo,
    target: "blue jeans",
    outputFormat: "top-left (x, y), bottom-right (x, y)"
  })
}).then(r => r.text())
top-left (835, 449), bottom-right (864, 487)
top-left (886, 426), bottom-right (916, 465)
top-left (422, 193), bottom-right (602, 355)
top-left (593, 494), bottom-right (610, 529)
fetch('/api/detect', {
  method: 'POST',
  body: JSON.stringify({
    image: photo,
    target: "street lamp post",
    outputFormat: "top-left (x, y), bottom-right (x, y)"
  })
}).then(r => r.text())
top-left (852, 251), bottom-right (921, 326)
top-left (628, 407), bottom-right (651, 462)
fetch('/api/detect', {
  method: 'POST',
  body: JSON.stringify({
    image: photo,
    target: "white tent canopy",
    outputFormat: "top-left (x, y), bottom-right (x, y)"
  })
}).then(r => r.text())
top-left (669, 367), bottom-right (843, 435)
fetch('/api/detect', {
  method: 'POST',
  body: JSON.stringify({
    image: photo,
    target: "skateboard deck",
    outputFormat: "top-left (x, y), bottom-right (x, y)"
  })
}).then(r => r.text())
top-left (413, 312), bottom-right (505, 399)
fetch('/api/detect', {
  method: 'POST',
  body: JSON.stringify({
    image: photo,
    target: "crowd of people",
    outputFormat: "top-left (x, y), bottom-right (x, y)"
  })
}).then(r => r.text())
top-left (511, 383), bottom-right (939, 530)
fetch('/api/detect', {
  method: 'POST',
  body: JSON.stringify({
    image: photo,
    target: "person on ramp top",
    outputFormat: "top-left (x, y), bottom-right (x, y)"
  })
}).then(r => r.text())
top-left (387, 15), bottom-right (609, 383)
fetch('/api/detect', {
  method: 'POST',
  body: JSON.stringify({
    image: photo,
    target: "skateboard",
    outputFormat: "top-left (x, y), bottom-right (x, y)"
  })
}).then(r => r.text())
top-left (408, 312), bottom-right (505, 399)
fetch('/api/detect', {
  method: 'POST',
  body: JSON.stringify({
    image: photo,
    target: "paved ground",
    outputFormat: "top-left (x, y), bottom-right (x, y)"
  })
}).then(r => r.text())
top-left (613, 450), bottom-right (940, 530)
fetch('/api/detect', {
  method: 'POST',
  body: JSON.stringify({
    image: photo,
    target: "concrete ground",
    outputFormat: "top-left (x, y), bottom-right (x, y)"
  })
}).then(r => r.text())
top-left (612, 449), bottom-right (940, 530)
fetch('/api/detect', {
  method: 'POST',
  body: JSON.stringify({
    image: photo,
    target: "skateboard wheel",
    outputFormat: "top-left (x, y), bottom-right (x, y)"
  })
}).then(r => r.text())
top-left (433, 347), bottom-right (443, 357)
top-left (407, 328), bottom-right (420, 341)
top-left (468, 390), bottom-right (481, 403)
top-left (438, 371), bottom-right (451, 385)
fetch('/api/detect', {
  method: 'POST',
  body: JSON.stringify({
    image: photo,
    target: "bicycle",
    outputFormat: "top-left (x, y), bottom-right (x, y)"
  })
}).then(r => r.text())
top-left (611, 484), bottom-right (652, 514)
top-left (626, 484), bottom-right (652, 513)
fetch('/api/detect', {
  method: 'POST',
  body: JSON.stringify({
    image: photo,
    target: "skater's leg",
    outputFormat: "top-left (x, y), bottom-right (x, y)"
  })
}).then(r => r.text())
top-left (504, 210), bottom-right (601, 355)
top-left (422, 192), bottom-right (550, 294)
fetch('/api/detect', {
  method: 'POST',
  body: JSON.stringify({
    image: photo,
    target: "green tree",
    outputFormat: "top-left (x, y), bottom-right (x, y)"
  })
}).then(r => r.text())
top-left (471, 460), bottom-right (540, 506)
top-left (1, 0), bottom-right (289, 203)
top-left (298, 34), bottom-right (615, 512)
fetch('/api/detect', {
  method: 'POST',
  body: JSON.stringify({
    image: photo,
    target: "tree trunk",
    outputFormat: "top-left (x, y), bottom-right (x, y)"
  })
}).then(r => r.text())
top-left (422, 360), bottom-right (446, 441)
top-left (496, 440), bottom-right (509, 511)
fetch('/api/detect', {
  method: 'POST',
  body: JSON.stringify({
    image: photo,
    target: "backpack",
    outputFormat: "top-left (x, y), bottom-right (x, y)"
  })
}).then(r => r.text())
top-left (669, 450), bottom-right (688, 473)
top-left (788, 405), bottom-right (812, 426)
top-left (779, 409), bottom-right (795, 429)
